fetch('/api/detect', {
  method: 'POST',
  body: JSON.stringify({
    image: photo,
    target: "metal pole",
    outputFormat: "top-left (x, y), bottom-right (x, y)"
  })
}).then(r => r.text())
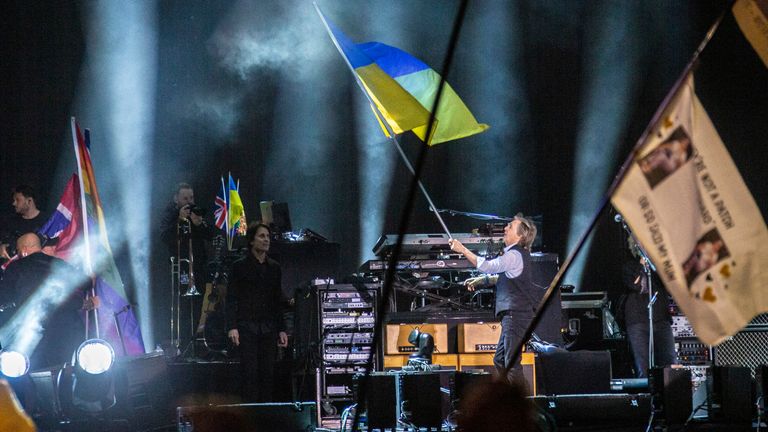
top-left (500, 6), bottom-right (730, 381)
top-left (646, 264), bottom-right (656, 371)
top-left (316, 2), bottom-right (471, 430)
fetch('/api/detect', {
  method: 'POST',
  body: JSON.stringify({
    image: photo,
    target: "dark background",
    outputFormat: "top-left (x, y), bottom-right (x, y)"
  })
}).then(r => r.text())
top-left (2, 0), bottom-right (764, 349)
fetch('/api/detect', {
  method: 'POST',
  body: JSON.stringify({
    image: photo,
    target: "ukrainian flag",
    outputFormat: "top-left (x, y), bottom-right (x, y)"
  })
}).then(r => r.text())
top-left (227, 174), bottom-right (245, 233)
top-left (319, 9), bottom-right (488, 145)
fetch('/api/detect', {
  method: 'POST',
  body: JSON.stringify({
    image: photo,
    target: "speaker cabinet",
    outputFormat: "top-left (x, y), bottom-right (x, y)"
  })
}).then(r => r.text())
top-left (649, 367), bottom-right (691, 425)
top-left (399, 372), bottom-right (442, 429)
top-left (363, 374), bottom-right (397, 430)
top-left (535, 350), bottom-right (611, 395)
top-left (709, 366), bottom-right (753, 423)
top-left (531, 393), bottom-right (651, 426)
top-left (715, 324), bottom-right (768, 378)
top-left (112, 352), bottom-right (175, 430)
top-left (530, 253), bottom-right (563, 345)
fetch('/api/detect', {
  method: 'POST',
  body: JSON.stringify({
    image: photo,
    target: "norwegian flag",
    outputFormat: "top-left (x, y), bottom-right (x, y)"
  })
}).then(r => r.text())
top-left (38, 173), bottom-right (82, 260)
top-left (213, 176), bottom-right (228, 231)
top-left (2, 174), bottom-right (84, 271)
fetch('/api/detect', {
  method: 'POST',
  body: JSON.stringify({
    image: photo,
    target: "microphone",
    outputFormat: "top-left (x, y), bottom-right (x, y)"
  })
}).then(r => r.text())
top-left (614, 214), bottom-right (623, 223)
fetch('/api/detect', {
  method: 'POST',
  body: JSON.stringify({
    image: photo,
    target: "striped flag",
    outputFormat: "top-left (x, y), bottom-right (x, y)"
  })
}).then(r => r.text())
top-left (65, 117), bottom-right (145, 354)
top-left (38, 174), bottom-right (81, 259)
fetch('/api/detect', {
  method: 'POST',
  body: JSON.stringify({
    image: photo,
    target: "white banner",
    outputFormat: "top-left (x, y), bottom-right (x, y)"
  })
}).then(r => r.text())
top-left (612, 75), bottom-right (768, 346)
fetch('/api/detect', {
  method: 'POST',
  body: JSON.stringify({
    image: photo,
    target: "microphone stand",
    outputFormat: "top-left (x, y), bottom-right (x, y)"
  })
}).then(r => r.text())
top-left (435, 208), bottom-right (512, 221)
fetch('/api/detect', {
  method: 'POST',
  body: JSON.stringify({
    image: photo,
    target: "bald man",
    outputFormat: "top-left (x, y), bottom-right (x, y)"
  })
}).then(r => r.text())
top-left (0, 233), bottom-right (87, 369)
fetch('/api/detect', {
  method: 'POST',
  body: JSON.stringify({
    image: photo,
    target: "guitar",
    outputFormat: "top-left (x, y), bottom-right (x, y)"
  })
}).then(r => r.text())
top-left (197, 234), bottom-right (227, 334)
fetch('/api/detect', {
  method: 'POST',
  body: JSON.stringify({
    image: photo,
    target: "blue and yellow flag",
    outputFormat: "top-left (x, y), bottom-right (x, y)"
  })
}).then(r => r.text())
top-left (317, 7), bottom-right (488, 145)
top-left (227, 174), bottom-right (246, 248)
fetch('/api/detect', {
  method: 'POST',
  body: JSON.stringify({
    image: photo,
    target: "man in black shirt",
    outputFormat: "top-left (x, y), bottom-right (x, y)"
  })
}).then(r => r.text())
top-left (1, 185), bottom-right (49, 262)
top-left (226, 223), bottom-right (289, 402)
top-left (0, 233), bottom-right (87, 369)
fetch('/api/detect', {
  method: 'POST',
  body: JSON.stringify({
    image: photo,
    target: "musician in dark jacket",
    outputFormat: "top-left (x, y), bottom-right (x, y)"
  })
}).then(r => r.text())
top-left (622, 236), bottom-right (676, 377)
top-left (226, 223), bottom-right (289, 402)
top-left (158, 183), bottom-right (214, 345)
top-left (450, 214), bottom-right (537, 387)
top-left (0, 233), bottom-right (87, 369)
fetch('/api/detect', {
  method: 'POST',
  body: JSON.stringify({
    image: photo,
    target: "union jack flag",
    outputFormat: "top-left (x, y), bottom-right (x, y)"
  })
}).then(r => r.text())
top-left (213, 176), bottom-right (228, 231)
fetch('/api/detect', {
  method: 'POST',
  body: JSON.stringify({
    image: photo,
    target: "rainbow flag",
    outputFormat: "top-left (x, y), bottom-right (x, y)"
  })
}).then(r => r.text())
top-left (316, 7), bottom-right (488, 145)
top-left (66, 117), bottom-right (144, 355)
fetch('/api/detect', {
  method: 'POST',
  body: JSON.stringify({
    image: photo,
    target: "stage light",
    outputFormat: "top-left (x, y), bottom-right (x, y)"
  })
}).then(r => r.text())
top-left (63, 1), bottom-right (157, 352)
top-left (407, 328), bottom-right (435, 366)
top-left (0, 350), bottom-right (30, 378)
top-left (566, 2), bottom-right (644, 287)
top-left (76, 339), bottom-right (115, 375)
top-left (65, 339), bottom-right (117, 414)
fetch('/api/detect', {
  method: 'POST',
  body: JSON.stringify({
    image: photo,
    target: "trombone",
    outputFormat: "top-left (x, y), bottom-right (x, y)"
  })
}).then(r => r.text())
top-left (170, 217), bottom-right (201, 351)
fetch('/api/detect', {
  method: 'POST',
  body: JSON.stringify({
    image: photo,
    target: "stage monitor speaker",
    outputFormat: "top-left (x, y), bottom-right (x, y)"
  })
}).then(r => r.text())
top-left (363, 373), bottom-right (397, 430)
top-left (530, 393), bottom-right (651, 426)
top-left (709, 366), bottom-right (753, 423)
top-left (649, 367), bottom-right (691, 425)
top-left (399, 372), bottom-right (442, 429)
top-left (450, 371), bottom-right (493, 409)
top-left (530, 253), bottom-right (563, 346)
top-left (535, 350), bottom-right (611, 395)
top-left (178, 402), bottom-right (316, 432)
top-left (112, 352), bottom-right (175, 430)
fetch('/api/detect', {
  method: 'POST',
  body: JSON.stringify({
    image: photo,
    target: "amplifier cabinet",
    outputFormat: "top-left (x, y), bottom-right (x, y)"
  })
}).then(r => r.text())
top-left (714, 324), bottom-right (768, 378)
top-left (385, 323), bottom-right (449, 355)
top-left (458, 322), bottom-right (501, 353)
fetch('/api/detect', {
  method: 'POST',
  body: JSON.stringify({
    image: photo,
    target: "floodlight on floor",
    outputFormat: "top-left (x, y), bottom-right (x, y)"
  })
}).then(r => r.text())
top-left (0, 350), bottom-right (30, 379)
top-left (76, 339), bottom-right (115, 375)
top-left (69, 339), bottom-right (117, 413)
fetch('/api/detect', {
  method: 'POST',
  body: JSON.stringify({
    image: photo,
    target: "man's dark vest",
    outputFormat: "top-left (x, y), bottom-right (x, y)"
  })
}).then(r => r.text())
top-left (494, 244), bottom-right (534, 316)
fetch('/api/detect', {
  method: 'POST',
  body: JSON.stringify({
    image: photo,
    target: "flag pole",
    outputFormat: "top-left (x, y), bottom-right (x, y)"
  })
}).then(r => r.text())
top-left (314, 3), bottom-right (452, 239)
top-left (315, 3), bottom-right (470, 431)
top-left (70, 118), bottom-right (100, 338)
top-left (220, 175), bottom-right (229, 249)
top-left (226, 172), bottom-right (233, 251)
top-left (499, 7), bottom-right (730, 380)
